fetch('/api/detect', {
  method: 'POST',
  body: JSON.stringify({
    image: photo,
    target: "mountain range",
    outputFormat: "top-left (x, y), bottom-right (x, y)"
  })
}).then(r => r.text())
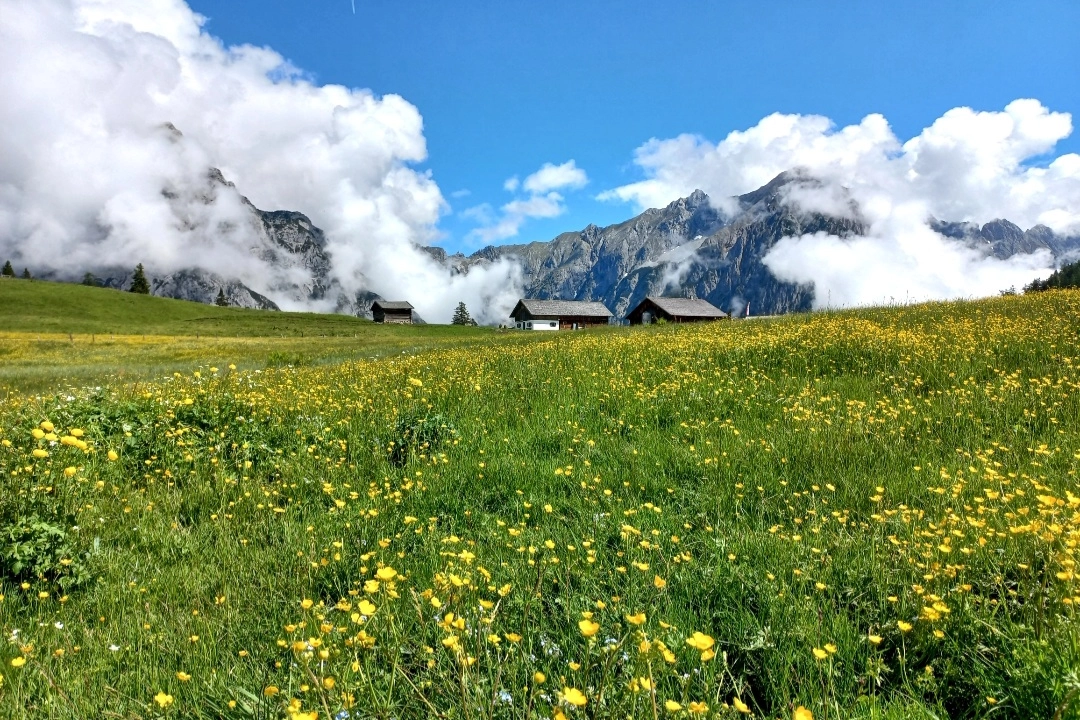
top-left (45, 168), bottom-right (1080, 321)
top-left (430, 171), bottom-right (1080, 318)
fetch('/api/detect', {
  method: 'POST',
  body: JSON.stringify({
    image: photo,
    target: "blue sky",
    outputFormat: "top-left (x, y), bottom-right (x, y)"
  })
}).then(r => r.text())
top-left (187, 0), bottom-right (1080, 254)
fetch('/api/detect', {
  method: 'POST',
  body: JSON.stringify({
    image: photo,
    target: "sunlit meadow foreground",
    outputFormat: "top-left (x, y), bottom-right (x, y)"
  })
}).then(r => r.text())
top-left (3, 292), bottom-right (1080, 719)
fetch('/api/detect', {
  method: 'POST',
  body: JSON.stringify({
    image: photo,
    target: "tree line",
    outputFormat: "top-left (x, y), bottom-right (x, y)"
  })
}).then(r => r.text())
top-left (1, 261), bottom-right (31, 279)
top-left (1023, 258), bottom-right (1080, 293)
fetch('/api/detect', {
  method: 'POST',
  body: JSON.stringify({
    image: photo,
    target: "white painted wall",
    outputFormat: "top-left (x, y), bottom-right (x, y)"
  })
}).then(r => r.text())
top-left (515, 319), bottom-right (560, 330)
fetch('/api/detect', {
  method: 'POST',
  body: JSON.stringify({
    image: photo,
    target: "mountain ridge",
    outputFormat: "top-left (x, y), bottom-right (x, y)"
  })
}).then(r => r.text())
top-left (436, 171), bottom-right (1079, 318)
top-left (19, 167), bottom-right (1080, 321)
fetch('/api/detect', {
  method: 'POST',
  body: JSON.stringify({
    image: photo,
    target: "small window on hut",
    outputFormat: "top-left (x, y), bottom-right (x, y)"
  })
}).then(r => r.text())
top-left (549, 322), bottom-right (556, 328)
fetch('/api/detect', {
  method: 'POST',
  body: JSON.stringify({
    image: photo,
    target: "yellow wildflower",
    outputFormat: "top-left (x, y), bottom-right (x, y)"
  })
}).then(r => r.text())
top-left (561, 687), bottom-right (587, 707)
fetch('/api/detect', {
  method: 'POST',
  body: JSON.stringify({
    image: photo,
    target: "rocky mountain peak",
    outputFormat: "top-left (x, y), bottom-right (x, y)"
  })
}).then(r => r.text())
top-left (980, 218), bottom-right (1024, 241)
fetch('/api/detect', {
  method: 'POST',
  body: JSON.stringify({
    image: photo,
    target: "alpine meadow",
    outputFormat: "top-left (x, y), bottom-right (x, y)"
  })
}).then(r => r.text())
top-left (3, 288), bottom-right (1080, 719)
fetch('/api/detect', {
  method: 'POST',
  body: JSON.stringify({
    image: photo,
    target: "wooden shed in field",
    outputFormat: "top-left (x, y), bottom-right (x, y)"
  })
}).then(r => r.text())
top-left (509, 299), bottom-right (613, 330)
top-left (371, 300), bottom-right (414, 324)
top-left (626, 296), bottom-right (728, 325)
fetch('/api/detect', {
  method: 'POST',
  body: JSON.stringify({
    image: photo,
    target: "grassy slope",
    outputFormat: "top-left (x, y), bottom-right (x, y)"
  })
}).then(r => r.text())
top-left (1, 277), bottom-right (431, 336)
top-left (0, 279), bottom-right (501, 395)
top-left (1, 291), bottom-right (1080, 718)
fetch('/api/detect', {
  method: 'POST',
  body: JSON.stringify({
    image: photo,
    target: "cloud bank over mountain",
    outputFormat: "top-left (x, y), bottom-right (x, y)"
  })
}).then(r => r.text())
top-left (602, 100), bottom-right (1080, 307)
top-left (0, 0), bottom-right (522, 322)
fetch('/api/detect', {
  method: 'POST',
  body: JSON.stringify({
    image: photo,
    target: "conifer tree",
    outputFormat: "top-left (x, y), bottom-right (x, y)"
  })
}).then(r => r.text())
top-left (82, 272), bottom-right (97, 286)
top-left (21, 268), bottom-right (31, 280)
top-left (1, 261), bottom-right (13, 277)
top-left (451, 301), bottom-right (473, 325)
top-left (215, 288), bottom-right (228, 307)
top-left (130, 263), bottom-right (150, 294)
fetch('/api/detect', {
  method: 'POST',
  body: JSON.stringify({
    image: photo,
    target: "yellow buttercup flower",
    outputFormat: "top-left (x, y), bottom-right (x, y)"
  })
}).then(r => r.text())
top-left (897, 621), bottom-right (913, 633)
top-left (562, 687), bottom-right (587, 707)
top-left (376, 566), bottom-right (398, 581)
top-left (578, 619), bottom-right (600, 637)
top-left (664, 699), bottom-right (682, 713)
top-left (794, 707), bottom-right (813, 720)
top-left (625, 612), bottom-right (646, 626)
top-left (685, 632), bottom-right (714, 651)
top-left (733, 697), bottom-right (752, 714)
top-left (154, 691), bottom-right (174, 708)
top-left (175, 671), bottom-right (191, 681)
top-left (812, 647), bottom-right (828, 660)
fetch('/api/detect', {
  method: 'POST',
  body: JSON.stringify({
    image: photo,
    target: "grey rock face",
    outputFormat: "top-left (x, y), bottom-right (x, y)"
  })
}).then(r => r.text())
top-left (151, 269), bottom-right (279, 310)
top-left (87, 167), bottom-right (338, 311)
top-left (930, 218), bottom-right (1080, 260)
top-left (450, 172), bottom-right (857, 317)
top-left (449, 171), bottom-right (1080, 318)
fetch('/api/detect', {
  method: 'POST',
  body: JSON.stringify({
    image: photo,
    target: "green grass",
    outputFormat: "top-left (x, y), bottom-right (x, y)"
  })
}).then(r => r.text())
top-left (1, 277), bottom-right (437, 337)
top-left (0, 279), bottom-right (505, 396)
top-left (1, 290), bottom-right (1080, 719)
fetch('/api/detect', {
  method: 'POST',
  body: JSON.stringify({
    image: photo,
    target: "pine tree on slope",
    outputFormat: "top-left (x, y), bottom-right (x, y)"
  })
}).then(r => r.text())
top-left (130, 263), bottom-right (150, 294)
top-left (451, 301), bottom-right (473, 326)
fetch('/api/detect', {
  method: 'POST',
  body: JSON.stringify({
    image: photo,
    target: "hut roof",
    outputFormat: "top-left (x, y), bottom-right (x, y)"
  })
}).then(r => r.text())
top-left (511, 299), bottom-right (614, 318)
top-left (371, 300), bottom-right (414, 310)
top-left (642, 296), bottom-right (728, 318)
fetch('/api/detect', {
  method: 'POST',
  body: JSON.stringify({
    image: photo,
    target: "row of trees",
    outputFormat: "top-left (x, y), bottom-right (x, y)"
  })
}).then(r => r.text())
top-left (1023, 259), bottom-right (1080, 293)
top-left (1, 261), bottom-right (31, 279)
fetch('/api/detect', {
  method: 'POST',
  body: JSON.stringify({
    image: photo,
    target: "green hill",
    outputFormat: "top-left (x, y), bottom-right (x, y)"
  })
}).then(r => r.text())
top-left (0, 278), bottom-right (500, 394)
top-left (0, 277), bottom-right (382, 337)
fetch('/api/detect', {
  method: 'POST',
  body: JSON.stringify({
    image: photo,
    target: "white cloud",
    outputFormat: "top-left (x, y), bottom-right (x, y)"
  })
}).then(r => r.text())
top-left (601, 100), bottom-right (1080, 307)
top-left (467, 160), bottom-right (587, 244)
top-left (0, 0), bottom-right (522, 324)
top-left (522, 160), bottom-right (588, 194)
top-left (762, 210), bottom-right (1054, 309)
top-left (466, 193), bottom-right (565, 244)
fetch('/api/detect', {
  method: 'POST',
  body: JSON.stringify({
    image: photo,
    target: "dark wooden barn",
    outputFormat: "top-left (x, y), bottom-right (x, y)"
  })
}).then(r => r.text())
top-left (509, 299), bottom-right (614, 330)
top-left (626, 296), bottom-right (728, 325)
top-left (371, 300), bottom-right (414, 324)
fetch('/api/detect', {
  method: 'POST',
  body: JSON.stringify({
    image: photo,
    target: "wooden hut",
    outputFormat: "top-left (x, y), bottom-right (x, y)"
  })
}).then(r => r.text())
top-left (371, 300), bottom-right (414, 324)
top-left (509, 299), bottom-right (613, 330)
top-left (626, 296), bottom-right (728, 325)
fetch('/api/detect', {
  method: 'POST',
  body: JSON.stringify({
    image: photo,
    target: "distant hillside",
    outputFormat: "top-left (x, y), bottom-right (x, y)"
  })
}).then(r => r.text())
top-left (0, 278), bottom-right (378, 337)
